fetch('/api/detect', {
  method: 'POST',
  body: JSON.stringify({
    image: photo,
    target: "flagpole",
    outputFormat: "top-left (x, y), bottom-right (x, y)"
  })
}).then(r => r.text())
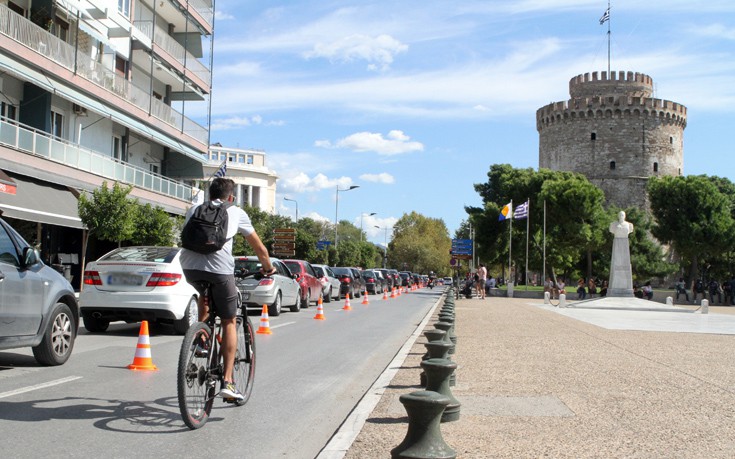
top-left (607, 0), bottom-right (611, 75)
top-left (508, 199), bottom-right (512, 284)
top-left (525, 198), bottom-right (530, 290)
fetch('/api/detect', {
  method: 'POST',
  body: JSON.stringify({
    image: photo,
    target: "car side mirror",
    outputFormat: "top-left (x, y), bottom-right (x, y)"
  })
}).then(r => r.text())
top-left (292, 273), bottom-right (299, 280)
top-left (22, 247), bottom-right (40, 269)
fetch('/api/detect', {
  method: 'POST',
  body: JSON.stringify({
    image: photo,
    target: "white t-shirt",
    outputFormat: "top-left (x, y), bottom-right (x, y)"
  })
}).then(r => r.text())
top-left (179, 200), bottom-right (255, 275)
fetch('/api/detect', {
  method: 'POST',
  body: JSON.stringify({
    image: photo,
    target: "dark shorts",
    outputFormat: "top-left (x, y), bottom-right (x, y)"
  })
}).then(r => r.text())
top-left (183, 269), bottom-right (238, 320)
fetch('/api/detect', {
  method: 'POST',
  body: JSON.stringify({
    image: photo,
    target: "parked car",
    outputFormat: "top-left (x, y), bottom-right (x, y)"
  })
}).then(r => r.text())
top-left (376, 268), bottom-right (394, 290)
top-left (361, 269), bottom-right (385, 295)
top-left (444, 276), bottom-right (454, 286)
top-left (0, 217), bottom-right (79, 365)
top-left (349, 267), bottom-right (367, 296)
top-left (399, 271), bottom-right (412, 287)
top-left (387, 269), bottom-right (401, 289)
top-left (332, 267), bottom-right (362, 299)
top-left (312, 264), bottom-right (341, 303)
top-left (80, 246), bottom-right (198, 335)
top-left (283, 259), bottom-right (322, 307)
top-left (234, 256), bottom-right (301, 315)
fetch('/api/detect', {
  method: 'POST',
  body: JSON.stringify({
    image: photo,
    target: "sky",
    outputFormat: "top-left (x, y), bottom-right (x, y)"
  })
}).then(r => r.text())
top-left (194, 0), bottom-right (735, 247)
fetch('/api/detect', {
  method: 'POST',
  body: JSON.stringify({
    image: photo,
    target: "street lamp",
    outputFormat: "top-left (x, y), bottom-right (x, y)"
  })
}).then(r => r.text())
top-left (375, 225), bottom-right (390, 268)
top-left (283, 196), bottom-right (298, 222)
top-left (335, 185), bottom-right (359, 249)
top-left (360, 212), bottom-right (376, 241)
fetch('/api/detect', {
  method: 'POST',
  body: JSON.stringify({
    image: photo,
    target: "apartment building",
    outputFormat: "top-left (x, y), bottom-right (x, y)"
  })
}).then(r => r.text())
top-left (0, 0), bottom-right (214, 289)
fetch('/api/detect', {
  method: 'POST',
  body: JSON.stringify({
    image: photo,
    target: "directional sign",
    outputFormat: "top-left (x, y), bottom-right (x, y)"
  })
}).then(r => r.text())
top-left (273, 250), bottom-right (295, 257)
top-left (316, 240), bottom-right (332, 250)
top-left (273, 241), bottom-right (296, 249)
top-left (452, 254), bottom-right (472, 260)
top-left (274, 228), bottom-right (296, 234)
top-left (274, 234), bottom-right (296, 241)
top-left (451, 238), bottom-right (472, 246)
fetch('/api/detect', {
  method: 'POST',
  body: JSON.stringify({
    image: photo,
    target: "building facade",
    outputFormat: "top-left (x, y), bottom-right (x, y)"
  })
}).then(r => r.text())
top-left (537, 71), bottom-right (687, 209)
top-left (199, 145), bottom-right (278, 213)
top-left (0, 0), bottom-right (214, 289)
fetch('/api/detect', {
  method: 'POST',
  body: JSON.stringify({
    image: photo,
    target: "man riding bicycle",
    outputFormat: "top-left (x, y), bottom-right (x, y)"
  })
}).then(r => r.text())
top-left (180, 177), bottom-right (275, 401)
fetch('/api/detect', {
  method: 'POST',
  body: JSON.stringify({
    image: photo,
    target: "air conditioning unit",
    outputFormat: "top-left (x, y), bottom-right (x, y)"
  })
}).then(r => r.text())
top-left (72, 103), bottom-right (88, 116)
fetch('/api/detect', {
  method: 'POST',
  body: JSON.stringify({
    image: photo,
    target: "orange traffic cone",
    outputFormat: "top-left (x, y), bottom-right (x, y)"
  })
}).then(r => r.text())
top-left (256, 304), bottom-right (273, 334)
top-left (383, 289), bottom-right (389, 300)
top-left (362, 290), bottom-right (370, 305)
top-left (314, 297), bottom-right (326, 320)
top-left (397, 286), bottom-right (402, 296)
top-left (390, 287), bottom-right (397, 298)
top-left (343, 293), bottom-right (352, 311)
top-left (128, 321), bottom-right (158, 371)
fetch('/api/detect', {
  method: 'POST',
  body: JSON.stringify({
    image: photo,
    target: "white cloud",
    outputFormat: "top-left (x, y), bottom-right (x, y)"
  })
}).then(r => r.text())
top-left (279, 172), bottom-right (354, 193)
top-left (215, 11), bottom-right (235, 21)
top-left (360, 173), bottom-right (395, 184)
top-left (304, 34), bottom-right (408, 71)
top-left (210, 115), bottom-right (284, 131)
top-left (317, 130), bottom-right (424, 156)
top-left (693, 23), bottom-right (735, 40)
top-left (303, 211), bottom-right (331, 223)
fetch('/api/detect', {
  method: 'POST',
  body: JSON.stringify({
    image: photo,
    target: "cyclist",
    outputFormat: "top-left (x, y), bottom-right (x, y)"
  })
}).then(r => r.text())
top-left (181, 177), bottom-right (275, 401)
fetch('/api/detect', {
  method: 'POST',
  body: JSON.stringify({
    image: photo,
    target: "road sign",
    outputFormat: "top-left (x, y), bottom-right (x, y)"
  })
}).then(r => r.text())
top-left (451, 249), bottom-right (472, 255)
top-left (452, 254), bottom-right (472, 260)
top-left (273, 242), bottom-right (296, 250)
top-left (450, 258), bottom-right (457, 266)
top-left (316, 240), bottom-right (332, 250)
top-left (274, 228), bottom-right (296, 234)
top-left (451, 238), bottom-right (472, 246)
top-left (273, 250), bottom-right (295, 257)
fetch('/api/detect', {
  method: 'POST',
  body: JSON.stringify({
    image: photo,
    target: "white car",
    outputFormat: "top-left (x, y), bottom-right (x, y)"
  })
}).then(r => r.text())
top-left (312, 264), bottom-right (341, 303)
top-left (79, 246), bottom-right (198, 335)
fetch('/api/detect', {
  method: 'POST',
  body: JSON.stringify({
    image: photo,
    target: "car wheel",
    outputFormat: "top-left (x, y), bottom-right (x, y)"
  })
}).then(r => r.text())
top-left (173, 296), bottom-right (198, 335)
top-left (302, 291), bottom-right (310, 308)
top-left (82, 311), bottom-right (110, 333)
top-left (32, 302), bottom-right (75, 366)
top-left (324, 287), bottom-right (332, 303)
top-left (290, 291), bottom-right (302, 313)
top-left (269, 292), bottom-right (282, 317)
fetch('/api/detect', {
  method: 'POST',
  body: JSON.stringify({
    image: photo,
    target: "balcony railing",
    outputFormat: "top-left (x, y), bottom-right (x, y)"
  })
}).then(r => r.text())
top-left (153, 25), bottom-right (211, 83)
top-left (184, 0), bottom-right (214, 28)
top-left (0, 117), bottom-right (193, 202)
top-left (0, 4), bottom-right (208, 145)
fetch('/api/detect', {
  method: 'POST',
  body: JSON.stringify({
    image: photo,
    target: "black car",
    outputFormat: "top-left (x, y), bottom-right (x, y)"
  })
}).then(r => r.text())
top-left (332, 267), bottom-right (362, 299)
top-left (399, 271), bottom-right (412, 287)
top-left (361, 270), bottom-right (385, 295)
top-left (376, 268), bottom-right (394, 290)
top-left (349, 267), bottom-right (367, 296)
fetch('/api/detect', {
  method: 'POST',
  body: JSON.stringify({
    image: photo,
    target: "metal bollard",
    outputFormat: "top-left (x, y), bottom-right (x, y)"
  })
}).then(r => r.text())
top-left (390, 390), bottom-right (457, 459)
top-left (421, 358), bottom-right (461, 422)
top-left (421, 340), bottom-right (452, 387)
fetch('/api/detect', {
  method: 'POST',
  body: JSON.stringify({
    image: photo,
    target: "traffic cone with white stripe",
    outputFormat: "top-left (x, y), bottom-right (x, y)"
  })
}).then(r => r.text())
top-left (383, 289), bottom-right (389, 300)
top-left (256, 304), bottom-right (273, 334)
top-left (390, 287), bottom-right (397, 298)
top-left (128, 320), bottom-right (157, 371)
top-left (343, 293), bottom-right (352, 311)
top-left (362, 290), bottom-right (370, 305)
top-left (314, 297), bottom-right (326, 320)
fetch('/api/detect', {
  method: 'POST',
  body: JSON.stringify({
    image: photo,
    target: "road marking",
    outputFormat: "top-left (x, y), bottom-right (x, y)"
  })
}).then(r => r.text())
top-left (0, 376), bottom-right (82, 399)
top-left (270, 322), bottom-right (295, 330)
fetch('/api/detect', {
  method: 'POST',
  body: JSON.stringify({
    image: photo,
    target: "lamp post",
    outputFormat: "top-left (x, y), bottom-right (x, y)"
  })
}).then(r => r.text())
top-left (360, 212), bottom-right (376, 241)
top-left (283, 196), bottom-right (298, 222)
top-left (335, 185), bottom-right (359, 249)
top-left (375, 225), bottom-right (390, 268)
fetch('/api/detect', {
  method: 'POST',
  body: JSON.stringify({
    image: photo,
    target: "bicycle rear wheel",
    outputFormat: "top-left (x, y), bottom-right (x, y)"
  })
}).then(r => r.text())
top-left (232, 314), bottom-right (256, 406)
top-left (178, 322), bottom-right (216, 429)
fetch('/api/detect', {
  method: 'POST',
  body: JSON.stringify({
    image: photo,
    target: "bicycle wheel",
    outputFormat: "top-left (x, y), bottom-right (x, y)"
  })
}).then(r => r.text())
top-left (232, 314), bottom-right (256, 406)
top-left (549, 297), bottom-right (560, 307)
top-left (178, 322), bottom-right (216, 429)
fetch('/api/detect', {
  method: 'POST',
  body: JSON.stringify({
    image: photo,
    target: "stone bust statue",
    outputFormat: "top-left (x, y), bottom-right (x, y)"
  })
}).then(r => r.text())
top-left (608, 211), bottom-right (633, 297)
top-left (609, 211), bottom-right (634, 238)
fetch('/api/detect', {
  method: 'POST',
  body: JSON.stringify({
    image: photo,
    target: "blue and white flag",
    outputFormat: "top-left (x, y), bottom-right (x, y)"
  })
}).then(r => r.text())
top-left (514, 201), bottom-right (529, 220)
top-left (599, 8), bottom-right (610, 25)
top-left (214, 160), bottom-right (227, 178)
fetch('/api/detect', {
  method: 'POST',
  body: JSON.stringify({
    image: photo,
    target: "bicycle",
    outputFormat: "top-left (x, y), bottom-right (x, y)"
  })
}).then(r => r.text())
top-left (177, 280), bottom-right (256, 430)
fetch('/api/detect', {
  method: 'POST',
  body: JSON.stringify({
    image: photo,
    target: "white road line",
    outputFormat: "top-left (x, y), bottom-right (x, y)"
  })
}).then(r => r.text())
top-left (0, 376), bottom-right (82, 399)
top-left (269, 322), bottom-right (295, 330)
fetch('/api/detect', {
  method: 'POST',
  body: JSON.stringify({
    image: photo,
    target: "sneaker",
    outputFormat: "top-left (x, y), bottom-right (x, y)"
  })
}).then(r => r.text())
top-left (220, 381), bottom-right (244, 400)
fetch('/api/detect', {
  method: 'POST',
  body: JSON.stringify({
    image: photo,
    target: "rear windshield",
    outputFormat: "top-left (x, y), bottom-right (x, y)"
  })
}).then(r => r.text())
top-left (235, 258), bottom-right (261, 274)
top-left (284, 261), bottom-right (301, 273)
top-left (362, 270), bottom-right (377, 277)
top-left (100, 247), bottom-right (178, 263)
top-left (332, 267), bottom-right (351, 276)
top-left (313, 266), bottom-right (325, 277)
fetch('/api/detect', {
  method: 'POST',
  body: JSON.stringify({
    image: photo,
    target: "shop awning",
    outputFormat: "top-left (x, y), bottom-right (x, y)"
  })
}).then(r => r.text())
top-left (0, 172), bottom-right (84, 229)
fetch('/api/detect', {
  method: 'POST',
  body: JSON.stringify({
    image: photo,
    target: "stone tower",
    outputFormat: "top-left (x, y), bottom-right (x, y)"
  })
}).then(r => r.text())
top-left (536, 71), bottom-right (687, 209)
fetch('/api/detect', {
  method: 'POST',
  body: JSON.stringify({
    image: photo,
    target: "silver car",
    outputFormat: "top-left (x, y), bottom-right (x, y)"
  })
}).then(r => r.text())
top-left (312, 264), bottom-right (341, 303)
top-left (234, 256), bottom-right (301, 316)
top-left (0, 217), bottom-right (78, 365)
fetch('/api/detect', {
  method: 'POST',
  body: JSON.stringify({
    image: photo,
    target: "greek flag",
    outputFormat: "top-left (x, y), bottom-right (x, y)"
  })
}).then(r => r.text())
top-left (514, 201), bottom-right (529, 220)
top-left (599, 8), bottom-right (610, 25)
top-left (214, 160), bottom-right (227, 178)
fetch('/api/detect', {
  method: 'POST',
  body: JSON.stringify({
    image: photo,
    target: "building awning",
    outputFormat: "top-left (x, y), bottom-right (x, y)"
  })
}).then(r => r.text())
top-left (0, 169), bottom-right (16, 195)
top-left (0, 172), bottom-right (84, 229)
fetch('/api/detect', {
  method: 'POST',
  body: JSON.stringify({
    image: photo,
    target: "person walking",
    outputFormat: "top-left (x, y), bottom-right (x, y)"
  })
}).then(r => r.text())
top-left (477, 263), bottom-right (487, 299)
top-left (708, 279), bottom-right (722, 305)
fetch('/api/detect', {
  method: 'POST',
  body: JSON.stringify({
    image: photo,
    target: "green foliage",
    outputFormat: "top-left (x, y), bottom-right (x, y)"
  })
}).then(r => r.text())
top-left (78, 181), bottom-right (137, 244)
top-left (389, 212), bottom-right (451, 274)
top-left (130, 203), bottom-right (176, 246)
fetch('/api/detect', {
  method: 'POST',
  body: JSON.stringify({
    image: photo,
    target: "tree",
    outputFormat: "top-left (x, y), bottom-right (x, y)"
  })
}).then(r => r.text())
top-left (78, 181), bottom-right (137, 244)
top-left (389, 212), bottom-right (451, 274)
top-left (233, 205), bottom-right (292, 256)
top-left (130, 203), bottom-right (177, 246)
top-left (648, 175), bottom-right (735, 281)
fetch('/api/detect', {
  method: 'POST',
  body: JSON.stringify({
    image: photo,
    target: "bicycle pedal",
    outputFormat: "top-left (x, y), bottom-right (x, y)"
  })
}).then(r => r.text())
top-left (223, 397), bottom-right (237, 404)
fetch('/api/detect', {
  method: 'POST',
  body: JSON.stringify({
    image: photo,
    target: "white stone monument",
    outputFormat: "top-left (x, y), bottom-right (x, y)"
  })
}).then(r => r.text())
top-left (608, 211), bottom-right (634, 297)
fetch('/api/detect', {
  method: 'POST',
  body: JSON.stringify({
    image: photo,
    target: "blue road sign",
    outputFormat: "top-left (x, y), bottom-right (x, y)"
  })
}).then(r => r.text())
top-left (316, 240), bottom-right (332, 250)
top-left (451, 238), bottom-right (472, 246)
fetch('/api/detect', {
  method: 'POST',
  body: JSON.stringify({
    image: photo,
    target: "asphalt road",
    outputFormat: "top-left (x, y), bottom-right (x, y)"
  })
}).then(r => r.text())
top-left (0, 288), bottom-right (441, 459)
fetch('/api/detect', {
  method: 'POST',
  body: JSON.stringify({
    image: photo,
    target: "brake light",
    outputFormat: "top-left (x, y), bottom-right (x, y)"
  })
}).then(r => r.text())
top-left (367, 277), bottom-right (375, 282)
top-left (341, 277), bottom-right (351, 284)
top-left (146, 273), bottom-right (182, 287)
top-left (83, 270), bottom-right (102, 285)
top-left (259, 278), bottom-right (274, 286)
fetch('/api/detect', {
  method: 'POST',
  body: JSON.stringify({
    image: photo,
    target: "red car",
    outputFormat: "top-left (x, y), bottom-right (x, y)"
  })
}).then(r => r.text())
top-left (283, 259), bottom-right (323, 306)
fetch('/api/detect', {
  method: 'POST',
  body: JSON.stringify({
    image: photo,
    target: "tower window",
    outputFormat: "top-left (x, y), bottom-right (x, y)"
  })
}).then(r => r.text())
top-left (653, 162), bottom-right (659, 172)
top-left (591, 132), bottom-right (597, 141)
top-left (609, 161), bottom-right (616, 170)
top-left (670, 136), bottom-right (673, 144)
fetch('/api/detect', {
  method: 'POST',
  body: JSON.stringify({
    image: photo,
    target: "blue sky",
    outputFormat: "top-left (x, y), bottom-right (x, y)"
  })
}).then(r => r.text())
top-left (196, 0), bottom-right (735, 246)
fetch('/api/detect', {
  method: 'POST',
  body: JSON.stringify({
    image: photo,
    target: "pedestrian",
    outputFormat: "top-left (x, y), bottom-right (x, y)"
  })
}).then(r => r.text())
top-left (576, 278), bottom-right (586, 300)
top-left (477, 263), bottom-right (487, 299)
top-left (544, 277), bottom-right (554, 297)
top-left (642, 281), bottom-right (654, 300)
top-left (675, 277), bottom-right (689, 303)
top-left (729, 276), bottom-right (735, 305)
top-left (599, 280), bottom-right (608, 297)
top-left (708, 279), bottom-right (722, 305)
top-left (692, 278), bottom-right (706, 304)
top-left (556, 278), bottom-right (566, 297)
top-left (588, 278), bottom-right (597, 298)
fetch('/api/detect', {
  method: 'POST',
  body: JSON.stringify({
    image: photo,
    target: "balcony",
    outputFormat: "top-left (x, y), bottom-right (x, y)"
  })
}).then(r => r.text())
top-left (0, 4), bottom-right (208, 145)
top-left (153, 25), bottom-right (211, 86)
top-left (177, 0), bottom-right (214, 30)
top-left (0, 117), bottom-right (193, 202)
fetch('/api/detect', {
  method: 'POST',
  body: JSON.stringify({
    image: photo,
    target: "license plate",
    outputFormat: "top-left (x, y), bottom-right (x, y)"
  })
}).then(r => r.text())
top-left (108, 274), bottom-right (144, 286)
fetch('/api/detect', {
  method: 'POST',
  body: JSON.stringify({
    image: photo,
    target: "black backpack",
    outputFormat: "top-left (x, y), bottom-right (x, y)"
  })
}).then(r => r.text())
top-left (181, 202), bottom-right (231, 254)
top-left (695, 280), bottom-right (704, 292)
